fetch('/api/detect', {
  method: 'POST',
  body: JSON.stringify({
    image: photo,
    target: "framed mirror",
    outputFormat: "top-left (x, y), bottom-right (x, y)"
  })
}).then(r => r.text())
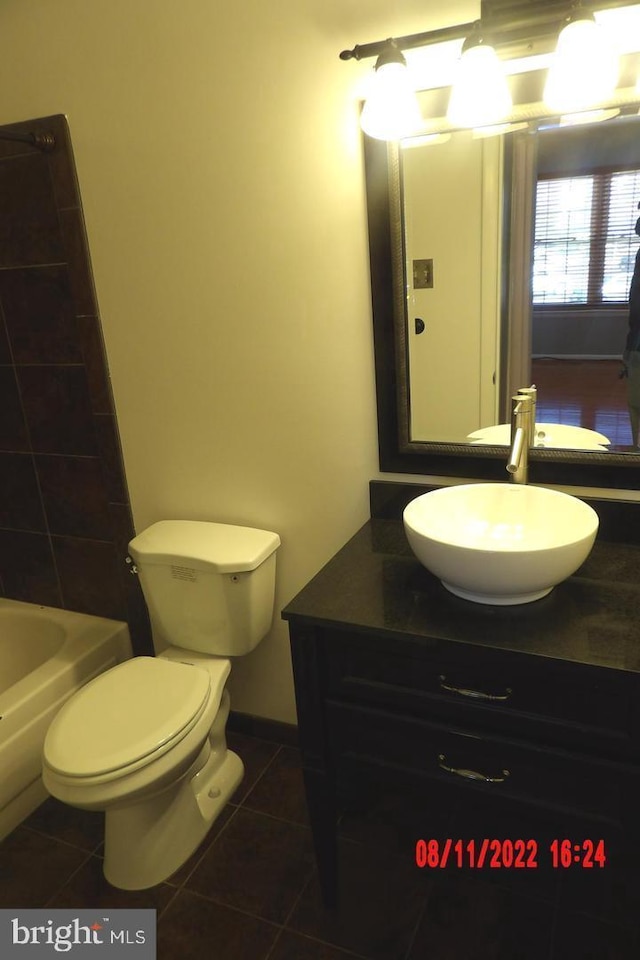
top-left (365, 66), bottom-right (640, 488)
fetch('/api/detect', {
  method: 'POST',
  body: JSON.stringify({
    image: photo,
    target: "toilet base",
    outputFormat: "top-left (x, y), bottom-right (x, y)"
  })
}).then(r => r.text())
top-left (103, 747), bottom-right (244, 890)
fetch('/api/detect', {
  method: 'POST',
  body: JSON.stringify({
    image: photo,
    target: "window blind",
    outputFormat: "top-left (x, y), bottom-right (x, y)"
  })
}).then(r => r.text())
top-left (533, 168), bottom-right (640, 306)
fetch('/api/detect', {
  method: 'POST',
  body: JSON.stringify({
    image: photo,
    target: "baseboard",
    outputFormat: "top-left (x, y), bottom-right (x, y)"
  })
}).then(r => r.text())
top-left (228, 710), bottom-right (299, 747)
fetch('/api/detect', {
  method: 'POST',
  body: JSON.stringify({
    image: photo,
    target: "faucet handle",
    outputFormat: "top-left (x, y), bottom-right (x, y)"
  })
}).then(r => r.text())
top-left (517, 385), bottom-right (537, 405)
top-left (511, 393), bottom-right (533, 412)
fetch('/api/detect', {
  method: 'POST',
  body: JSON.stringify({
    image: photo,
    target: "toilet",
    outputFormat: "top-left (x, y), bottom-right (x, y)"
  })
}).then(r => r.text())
top-left (42, 519), bottom-right (280, 890)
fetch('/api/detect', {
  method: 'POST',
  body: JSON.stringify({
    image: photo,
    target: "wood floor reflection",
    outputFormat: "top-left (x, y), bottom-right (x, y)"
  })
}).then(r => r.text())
top-left (531, 358), bottom-right (636, 449)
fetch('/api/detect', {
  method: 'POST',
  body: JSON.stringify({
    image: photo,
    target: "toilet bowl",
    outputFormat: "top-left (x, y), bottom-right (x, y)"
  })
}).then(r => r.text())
top-left (43, 653), bottom-right (242, 888)
top-left (42, 520), bottom-right (280, 889)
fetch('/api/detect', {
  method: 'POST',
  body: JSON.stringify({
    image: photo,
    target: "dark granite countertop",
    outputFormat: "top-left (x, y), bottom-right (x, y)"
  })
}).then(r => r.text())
top-left (282, 520), bottom-right (640, 674)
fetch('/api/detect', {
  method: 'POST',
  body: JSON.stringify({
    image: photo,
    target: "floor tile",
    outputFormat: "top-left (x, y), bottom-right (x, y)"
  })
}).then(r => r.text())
top-left (10, 729), bottom-right (640, 960)
top-left (24, 797), bottom-right (104, 853)
top-left (47, 853), bottom-right (176, 913)
top-left (185, 807), bottom-right (315, 923)
top-left (157, 888), bottom-right (278, 960)
top-left (227, 731), bottom-right (280, 803)
top-left (407, 872), bottom-right (554, 960)
top-left (165, 803), bottom-right (236, 887)
top-left (244, 746), bottom-right (309, 825)
top-left (0, 826), bottom-right (89, 907)
top-left (289, 838), bottom-right (428, 960)
top-left (551, 911), bottom-right (638, 960)
top-left (269, 929), bottom-right (370, 960)
top-left (555, 830), bottom-right (640, 929)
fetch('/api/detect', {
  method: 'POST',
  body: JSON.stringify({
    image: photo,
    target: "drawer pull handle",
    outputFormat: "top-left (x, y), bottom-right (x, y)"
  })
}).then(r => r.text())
top-left (439, 675), bottom-right (512, 702)
top-left (438, 754), bottom-right (510, 783)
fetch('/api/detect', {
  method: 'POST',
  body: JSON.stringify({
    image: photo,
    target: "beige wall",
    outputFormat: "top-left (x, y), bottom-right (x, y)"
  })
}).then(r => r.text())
top-left (0, 0), bottom-right (473, 722)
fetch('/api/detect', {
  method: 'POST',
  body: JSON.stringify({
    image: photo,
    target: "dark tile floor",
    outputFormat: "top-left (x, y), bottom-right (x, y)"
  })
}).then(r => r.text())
top-left (1, 731), bottom-right (639, 959)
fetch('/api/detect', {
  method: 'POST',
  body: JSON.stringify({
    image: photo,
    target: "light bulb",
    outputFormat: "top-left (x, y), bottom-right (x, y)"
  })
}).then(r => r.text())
top-left (544, 17), bottom-right (619, 113)
top-left (360, 59), bottom-right (423, 141)
top-left (447, 43), bottom-right (512, 129)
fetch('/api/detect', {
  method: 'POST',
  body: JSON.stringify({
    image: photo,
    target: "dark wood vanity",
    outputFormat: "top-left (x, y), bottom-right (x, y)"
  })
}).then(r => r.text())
top-left (282, 489), bottom-right (640, 906)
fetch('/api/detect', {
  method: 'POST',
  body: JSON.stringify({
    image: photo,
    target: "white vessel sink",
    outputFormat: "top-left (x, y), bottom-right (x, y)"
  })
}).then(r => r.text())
top-left (403, 484), bottom-right (599, 605)
top-left (467, 422), bottom-right (610, 450)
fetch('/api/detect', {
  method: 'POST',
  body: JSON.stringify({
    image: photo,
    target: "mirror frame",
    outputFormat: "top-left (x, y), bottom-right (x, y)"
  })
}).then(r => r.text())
top-left (364, 133), bottom-right (640, 489)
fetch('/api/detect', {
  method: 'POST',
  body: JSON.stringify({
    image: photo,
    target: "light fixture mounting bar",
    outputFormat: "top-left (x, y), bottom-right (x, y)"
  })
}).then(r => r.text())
top-left (0, 129), bottom-right (56, 152)
top-left (339, 23), bottom-right (475, 61)
top-left (339, 0), bottom-right (638, 62)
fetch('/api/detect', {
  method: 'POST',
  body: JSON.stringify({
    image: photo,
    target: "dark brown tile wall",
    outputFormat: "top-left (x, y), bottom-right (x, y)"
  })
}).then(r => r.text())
top-left (0, 114), bottom-right (151, 656)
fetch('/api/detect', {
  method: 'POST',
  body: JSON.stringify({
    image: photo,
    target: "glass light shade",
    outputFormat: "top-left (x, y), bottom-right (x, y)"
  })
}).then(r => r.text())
top-left (543, 18), bottom-right (619, 113)
top-left (360, 61), bottom-right (423, 140)
top-left (447, 44), bottom-right (512, 129)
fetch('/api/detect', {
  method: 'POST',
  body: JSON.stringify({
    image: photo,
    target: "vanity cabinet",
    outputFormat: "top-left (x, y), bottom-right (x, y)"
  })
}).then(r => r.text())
top-left (282, 520), bottom-right (640, 906)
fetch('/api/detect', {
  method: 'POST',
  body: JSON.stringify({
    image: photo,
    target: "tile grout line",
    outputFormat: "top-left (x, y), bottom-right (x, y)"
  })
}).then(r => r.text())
top-left (400, 877), bottom-right (434, 960)
top-left (266, 926), bottom-right (375, 960)
top-left (268, 839), bottom-right (375, 960)
top-left (42, 847), bottom-right (97, 909)
top-left (20, 820), bottom-right (103, 856)
top-left (155, 884), bottom-right (182, 924)
top-left (233, 743), bottom-right (283, 806)
top-left (157, 884), bottom-right (283, 934)
top-left (162, 802), bottom-right (243, 892)
top-left (546, 875), bottom-right (562, 960)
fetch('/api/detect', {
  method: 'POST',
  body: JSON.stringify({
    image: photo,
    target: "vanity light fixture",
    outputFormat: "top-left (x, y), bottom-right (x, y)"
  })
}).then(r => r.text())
top-left (340, 0), bottom-right (638, 142)
top-left (446, 22), bottom-right (512, 129)
top-left (359, 40), bottom-right (423, 140)
top-left (543, 1), bottom-right (619, 112)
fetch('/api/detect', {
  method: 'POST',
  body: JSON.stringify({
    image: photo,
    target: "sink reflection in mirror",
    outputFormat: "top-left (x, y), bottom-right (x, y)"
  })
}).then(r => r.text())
top-left (467, 422), bottom-right (611, 450)
top-left (403, 484), bottom-right (599, 606)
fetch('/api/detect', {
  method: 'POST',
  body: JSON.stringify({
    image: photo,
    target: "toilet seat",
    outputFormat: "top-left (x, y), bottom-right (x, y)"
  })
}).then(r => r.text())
top-left (44, 657), bottom-right (223, 781)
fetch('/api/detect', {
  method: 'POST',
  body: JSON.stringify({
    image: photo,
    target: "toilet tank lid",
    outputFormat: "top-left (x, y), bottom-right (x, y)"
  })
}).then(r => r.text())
top-left (129, 520), bottom-right (280, 573)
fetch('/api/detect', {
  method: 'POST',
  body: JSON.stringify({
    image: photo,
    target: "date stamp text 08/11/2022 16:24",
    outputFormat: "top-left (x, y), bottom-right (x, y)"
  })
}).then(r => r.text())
top-left (415, 838), bottom-right (607, 870)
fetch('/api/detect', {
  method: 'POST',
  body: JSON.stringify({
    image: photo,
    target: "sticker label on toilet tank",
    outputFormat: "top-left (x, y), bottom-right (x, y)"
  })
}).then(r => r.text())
top-left (0, 911), bottom-right (156, 958)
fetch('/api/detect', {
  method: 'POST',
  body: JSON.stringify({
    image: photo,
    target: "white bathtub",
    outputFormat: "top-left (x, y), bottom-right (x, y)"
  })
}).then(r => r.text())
top-left (0, 598), bottom-right (132, 839)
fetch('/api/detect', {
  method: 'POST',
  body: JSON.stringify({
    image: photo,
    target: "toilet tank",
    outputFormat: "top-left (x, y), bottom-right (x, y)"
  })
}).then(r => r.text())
top-left (128, 520), bottom-right (280, 656)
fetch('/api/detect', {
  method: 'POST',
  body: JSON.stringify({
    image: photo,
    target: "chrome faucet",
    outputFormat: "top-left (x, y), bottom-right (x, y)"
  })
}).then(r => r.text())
top-left (507, 392), bottom-right (535, 483)
top-left (516, 384), bottom-right (537, 430)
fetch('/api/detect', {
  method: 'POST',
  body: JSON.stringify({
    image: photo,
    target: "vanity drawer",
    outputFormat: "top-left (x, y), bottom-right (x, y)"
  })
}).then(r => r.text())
top-left (323, 629), bottom-right (640, 758)
top-left (326, 701), bottom-right (638, 828)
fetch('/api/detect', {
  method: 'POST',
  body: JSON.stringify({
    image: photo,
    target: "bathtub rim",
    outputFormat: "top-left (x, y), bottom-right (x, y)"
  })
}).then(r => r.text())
top-left (0, 598), bottom-right (132, 841)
